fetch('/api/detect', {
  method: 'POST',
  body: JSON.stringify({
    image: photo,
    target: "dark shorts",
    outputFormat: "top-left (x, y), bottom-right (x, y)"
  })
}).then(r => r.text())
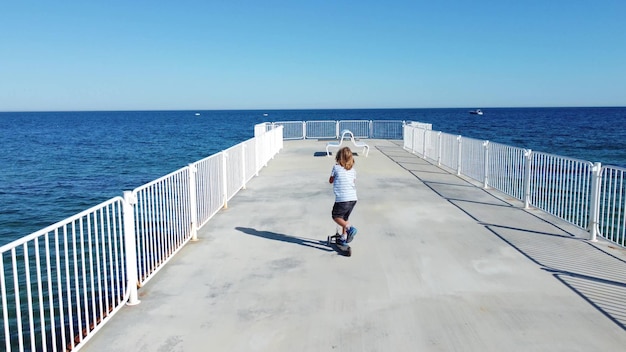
top-left (332, 201), bottom-right (357, 221)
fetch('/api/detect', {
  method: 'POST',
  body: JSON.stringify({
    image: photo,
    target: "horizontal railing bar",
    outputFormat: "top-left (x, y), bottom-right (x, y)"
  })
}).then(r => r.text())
top-left (0, 197), bottom-right (125, 253)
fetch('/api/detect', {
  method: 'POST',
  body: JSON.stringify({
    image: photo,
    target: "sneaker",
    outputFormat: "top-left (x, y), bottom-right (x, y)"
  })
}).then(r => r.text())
top-left (346, 226), bottom-right (358, 243)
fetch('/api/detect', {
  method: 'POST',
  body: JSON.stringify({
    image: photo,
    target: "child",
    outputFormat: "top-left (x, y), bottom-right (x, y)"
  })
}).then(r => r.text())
top-left (329, 146), bottom-right (358, 245)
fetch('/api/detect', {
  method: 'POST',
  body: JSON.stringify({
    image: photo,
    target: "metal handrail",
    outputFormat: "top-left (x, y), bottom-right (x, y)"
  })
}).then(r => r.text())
top-left (274, 120), bottom-right (405, 140)
top-left (0, 197), bottom-right (128, 351)
top-left (0, 125), bottom-right (285, 351)
top-left (403, 123), bottom-right (626, 249)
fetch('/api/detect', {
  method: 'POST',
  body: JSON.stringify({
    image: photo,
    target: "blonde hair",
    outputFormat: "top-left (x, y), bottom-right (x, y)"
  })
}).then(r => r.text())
top-left (335, 147), bottom-right (354, 170)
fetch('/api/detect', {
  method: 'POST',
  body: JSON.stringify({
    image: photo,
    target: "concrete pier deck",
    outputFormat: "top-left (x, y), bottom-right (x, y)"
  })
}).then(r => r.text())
top-left (83, 139), bottom-right (626, 351)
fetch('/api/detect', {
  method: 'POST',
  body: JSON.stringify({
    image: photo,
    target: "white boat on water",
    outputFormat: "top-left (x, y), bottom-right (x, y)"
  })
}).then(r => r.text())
top-left (469, 109), bottom-right (483, 115)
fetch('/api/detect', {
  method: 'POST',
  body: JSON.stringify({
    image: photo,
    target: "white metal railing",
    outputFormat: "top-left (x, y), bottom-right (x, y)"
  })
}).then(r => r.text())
top-left (403, 123), bottom-right (626, 249)
top-left (0, 125), bottom-right (284, 351)
top-left (338, 120), bottom-right (370, 138)
top-left (529, 152), bottom-right (593, 229)
top-left (597, 166), bottom-right (626, 245)
top-left (371, 120), bottom-right (405, 139)
top-left (423, 129), bottom-right (439, 161)
top-left (271, 121), bottom-right (305, 140)
top-left (488, 142), bottom-right (527, 201)
top-left (131, 126), bottom-right (284, 288)
top-left (224, 143), bottom-right (245, 203)
top-left (407, 121), bottom-right (433, 130)
top-left (274, 120), bottom-right (405, 140)
top-left (194, 153), bottom-right (224, 229)
top-left (409, 126), bottom-right (425, 156)
top-left (254, 122), bottom-right (268, 137)
top-left (132, 167), bottom-right (192, 287)
top-left (460, 137), bottom-right (486, 185)
top-left (440, 133), bottom-right (461, 173)
top-left (0, 197), bottom-right (128, 352)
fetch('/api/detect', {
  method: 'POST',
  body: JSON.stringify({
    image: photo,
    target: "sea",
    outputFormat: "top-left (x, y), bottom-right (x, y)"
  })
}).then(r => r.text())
top-left (1, 107), bottom-right (625, 245)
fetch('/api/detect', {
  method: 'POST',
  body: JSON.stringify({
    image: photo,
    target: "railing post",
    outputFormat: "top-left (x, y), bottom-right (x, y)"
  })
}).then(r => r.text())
top-left (122, 191), bottom-right (140, 306)
top-left (302, 121), bottom-right (307, 140)
top-left (422, 128), bottom-right (427, 158)
top-left (411, 127), bottom-right (417, 154)
top-left (523, 149), bottom-right (533, 209)
top-left (242, 144), bottom-right (247, 190)
top-left (254, 137), bottom-right (260, 177)
top-left (263, 133), bottom-right (269, 167)
top-left (188, 164), bottom-right (198, 241)
top-left (437, 132), bottom-right (442, 166)
top-left (483, 141), bottom-right (489, 189)
top-left (266, 130), bottom-right (272, 160)
top-left (276, 126), bottom-right (285, 154)
top-left (222, 152), bottom-right (228, 209)
top-left (369, 120), bottom-right (374, 138)
top-left (335, 121), bottom-right (340, 139)
top-left (270, 128), bottom-right (276, 159)
top-left (456, 135), bottom-right (462, 176)
top-left (588, 162), bottom-right (602, 242)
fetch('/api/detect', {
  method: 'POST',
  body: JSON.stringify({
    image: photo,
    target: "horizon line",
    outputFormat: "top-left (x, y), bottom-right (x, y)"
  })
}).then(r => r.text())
top-left (2, 105), bottom-right (626, 113)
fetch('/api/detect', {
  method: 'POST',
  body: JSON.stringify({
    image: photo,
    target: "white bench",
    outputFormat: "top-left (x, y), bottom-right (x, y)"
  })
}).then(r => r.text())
top-left (326, 129), bottom-right (369, 157)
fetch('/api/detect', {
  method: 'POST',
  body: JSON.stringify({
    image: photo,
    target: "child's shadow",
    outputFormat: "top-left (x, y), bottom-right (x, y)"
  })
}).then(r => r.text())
top-left (235, 227), bottom-right (333, 252)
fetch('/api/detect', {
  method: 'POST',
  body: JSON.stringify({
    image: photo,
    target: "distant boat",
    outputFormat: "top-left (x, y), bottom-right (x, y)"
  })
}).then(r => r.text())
top-left (263, 113), bottom-right (268, 117)
top-left (195, 113), bottom-right (201, 116)
top-left (469, 109), bottom-right (483, 115)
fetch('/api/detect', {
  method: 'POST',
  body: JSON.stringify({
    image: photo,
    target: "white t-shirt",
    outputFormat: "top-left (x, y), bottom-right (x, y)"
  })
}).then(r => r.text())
top-left (331, 164), bottom-right (357, 202)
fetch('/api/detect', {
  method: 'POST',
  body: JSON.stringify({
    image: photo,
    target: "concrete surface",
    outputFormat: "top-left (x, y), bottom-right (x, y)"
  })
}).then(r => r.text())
top-left (82, 139), bottom-right (626, 352)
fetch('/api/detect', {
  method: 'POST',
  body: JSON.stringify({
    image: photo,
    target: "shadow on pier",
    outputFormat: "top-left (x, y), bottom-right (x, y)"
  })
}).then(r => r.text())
top-left (379, 143), bottom-right (626, 331)
top-left (235, 226), bottom-right (333, 252)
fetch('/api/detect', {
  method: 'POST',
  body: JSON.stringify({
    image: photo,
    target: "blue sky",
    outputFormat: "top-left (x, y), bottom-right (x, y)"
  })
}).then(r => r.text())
top-left (1, 0), bottom-right (625, 111)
